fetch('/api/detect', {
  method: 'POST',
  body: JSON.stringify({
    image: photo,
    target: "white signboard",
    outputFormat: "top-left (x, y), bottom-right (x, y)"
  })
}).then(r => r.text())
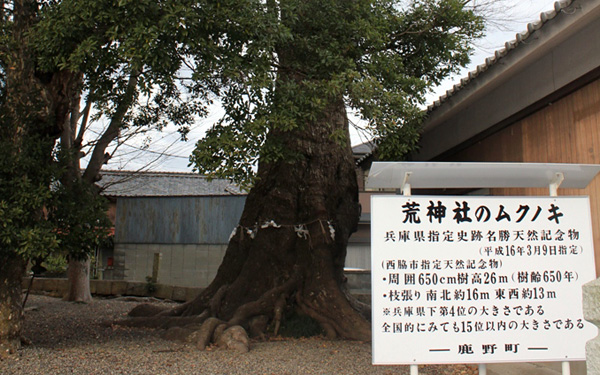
top-left (371, 195), bottom-right (597, 365)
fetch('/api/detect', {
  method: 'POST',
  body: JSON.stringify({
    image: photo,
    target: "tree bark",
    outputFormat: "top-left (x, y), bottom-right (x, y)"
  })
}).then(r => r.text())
top-left (120, 1), bottom-right (372, 342)
top-left (122, 96), bottom-right (371, 344)
top-left (0, 254), bottom-right (26, 358)
top-left (64, 257), bottom-right (93, 303)
top-left (82, 69), bottom-right (139, 184)
top-left (0, 0), bottom-right (83, 356)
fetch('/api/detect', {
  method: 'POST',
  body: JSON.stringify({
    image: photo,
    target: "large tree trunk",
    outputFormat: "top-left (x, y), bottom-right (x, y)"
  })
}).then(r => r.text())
top-left (61, 70), bottom-right (139, 303)
top-left (122, 97), bottom-right (371, 346)
top-left (0, 0), bottom-right (83, 357)
top-left (0, 254), bottom-right (26, 358)
top-left (64, 257), bottom-right (93, 303)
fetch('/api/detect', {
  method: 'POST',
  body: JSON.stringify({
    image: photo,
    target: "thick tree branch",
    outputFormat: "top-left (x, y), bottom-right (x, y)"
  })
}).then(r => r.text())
top-left (61, 73), bottom-right (83, 158)
top-left (82, 67), bottom-right (139, 183)
top-left (75, 96), bottom-right (92, 149)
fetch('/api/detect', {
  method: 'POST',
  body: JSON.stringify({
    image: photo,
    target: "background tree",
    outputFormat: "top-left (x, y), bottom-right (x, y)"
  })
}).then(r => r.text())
top-left (0, 0), bottom-right (220, 349)
top-left (0, 0), bottom-right (79, 356)
top-left (28, 0), bottom-right (215, 301)
top-left (124, 0), bottom-right (484, 346)
top-left (0, 125), bottom-right (59, 358)
top-left (45, 176), bottom-right (112, 302)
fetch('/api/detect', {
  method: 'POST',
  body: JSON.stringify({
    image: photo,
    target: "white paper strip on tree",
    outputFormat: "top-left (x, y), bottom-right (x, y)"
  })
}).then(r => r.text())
top-left (371, 195), bottom-right (597, 365)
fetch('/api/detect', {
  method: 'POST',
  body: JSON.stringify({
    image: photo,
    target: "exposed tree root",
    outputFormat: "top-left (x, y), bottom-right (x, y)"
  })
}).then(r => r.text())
top-left (213, 323), bottom-right (229, 342)
top-left (112, 45), bottom-right (381, 352)
top-left (117, 269), bottom-right (372, 351)
top-left (295, 293), bottom-right (338, 339)
top-left (190, 317), bottom-right (224, 350)
top-left (128, 303), bottom-right (169, 317)
top-left (272, 294), bottom-right (286, 336)
top-left (227, 277), bottom-right (298, 327)
top-left (216, 325), bottom-right (250, 353)
top-left (162, 326), bottom-right (195, 342)
top-left (249, 315), bottom-right (269, 339)
top-left (115, 313), bottom-right (210, 329)
top-left (209, 284), bottom-right (229, 317)
top-left (342, 286), bottom-right (371, 321)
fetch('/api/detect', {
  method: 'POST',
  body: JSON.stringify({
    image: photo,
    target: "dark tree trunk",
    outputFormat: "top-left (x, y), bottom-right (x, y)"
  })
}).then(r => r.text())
top-left (0, 254), bottom-right (26, 358)
top-left (0, 0), bottom-right (83, 357)
top-left (123, 97), bottom-right (371, 345)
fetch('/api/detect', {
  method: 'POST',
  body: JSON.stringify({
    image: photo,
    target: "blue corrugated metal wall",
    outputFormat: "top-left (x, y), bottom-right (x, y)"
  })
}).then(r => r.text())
top-left (115, 196), bottom-right (246, 244)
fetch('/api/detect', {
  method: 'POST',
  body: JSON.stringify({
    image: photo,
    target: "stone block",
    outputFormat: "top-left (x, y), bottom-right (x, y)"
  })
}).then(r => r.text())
top-left (155, 284), bottom-right (174, 300)
top-left (126, 282), bottom-right (147, 297)
top-left (111, 281), bottom-right (128, 296)
top-left (89, 280), bottom-right (97, 294)
top-left (22, 277), bottom-right (42, 292)
top-left (21, 277), bottom-right (31, 290)
top-left (186, 287), bottom-right (202, 302)
top-left (584, 277), bottom-right (600, 375)
top-left (41, 279), bottom-right (62, 298)
top-left (58, 281), bottom-right (69, 296)
top-left (40, 279), bottom-right (56, 294)
top-left (172, 287), bottom-right (187, 302)
top-left (95, 280), bottom-right (112, 295)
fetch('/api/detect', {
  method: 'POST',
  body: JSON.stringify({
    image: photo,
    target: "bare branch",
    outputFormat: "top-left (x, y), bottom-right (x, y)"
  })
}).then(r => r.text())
top-left (75, 96), bottom-right (92, 148)
top-left (82, 67), bottom-right (140, 183)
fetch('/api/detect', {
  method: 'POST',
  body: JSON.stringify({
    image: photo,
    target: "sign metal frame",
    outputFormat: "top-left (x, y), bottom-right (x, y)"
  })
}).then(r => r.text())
top-left (368, 162), bottom-right (600, 375)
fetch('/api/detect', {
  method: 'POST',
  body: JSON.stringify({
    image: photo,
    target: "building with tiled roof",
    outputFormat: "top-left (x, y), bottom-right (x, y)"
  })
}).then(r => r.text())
top-left (96, 171), bottom-right (246, 287)
top-left (413, 0), bottom-right (600, 275)
top-left (415, 0), bottom-right (600, 161)
top-left (425, 0), bottom-right (582, 113)
top-left (96, 170), bottom-right (244, 197)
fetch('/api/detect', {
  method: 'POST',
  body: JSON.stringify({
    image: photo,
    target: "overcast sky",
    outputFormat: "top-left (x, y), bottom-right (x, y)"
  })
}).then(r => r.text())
top-left (92, 0), bottom-right (560, 173)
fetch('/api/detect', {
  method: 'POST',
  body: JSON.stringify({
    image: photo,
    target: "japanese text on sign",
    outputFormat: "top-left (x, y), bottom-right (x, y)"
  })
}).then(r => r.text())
top-left (371, 196), bottom-right (597, 365)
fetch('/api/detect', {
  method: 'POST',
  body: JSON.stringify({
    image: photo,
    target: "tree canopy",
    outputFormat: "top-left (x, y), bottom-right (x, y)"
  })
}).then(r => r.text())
top-left (1, 0), bottom-right (488, 354)
top-left (31, 0), bottom-right (213, 181)
top-left (0, 0), bottom-right (232, 348)
top-left (122, 0), bottom-right (487, 347)
top-left (189, 0), bottom-right (484, 185)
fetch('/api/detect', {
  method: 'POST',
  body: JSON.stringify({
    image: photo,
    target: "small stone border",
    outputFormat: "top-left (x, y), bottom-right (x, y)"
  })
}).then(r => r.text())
top-left (22, 275), bottom-right (372, 303)
top-left (22, 277), bottom-right (202, 302)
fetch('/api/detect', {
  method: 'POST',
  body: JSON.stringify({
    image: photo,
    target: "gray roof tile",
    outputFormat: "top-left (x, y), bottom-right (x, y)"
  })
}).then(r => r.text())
top-left (427, 0), bottom-right (574, 112)
top-left (96, 170), bottom-right (244, 197)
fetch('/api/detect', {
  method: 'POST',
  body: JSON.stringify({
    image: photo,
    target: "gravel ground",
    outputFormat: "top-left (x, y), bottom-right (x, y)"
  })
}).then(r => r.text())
top-left (0, 294), bottom-right (478, 375)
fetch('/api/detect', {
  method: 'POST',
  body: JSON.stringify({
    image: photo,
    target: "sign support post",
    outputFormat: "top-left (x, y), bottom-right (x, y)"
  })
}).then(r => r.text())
top-left (549, 174), bottom-right (570, 375)
top-left (402, 172), bottom-right (419, 375)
